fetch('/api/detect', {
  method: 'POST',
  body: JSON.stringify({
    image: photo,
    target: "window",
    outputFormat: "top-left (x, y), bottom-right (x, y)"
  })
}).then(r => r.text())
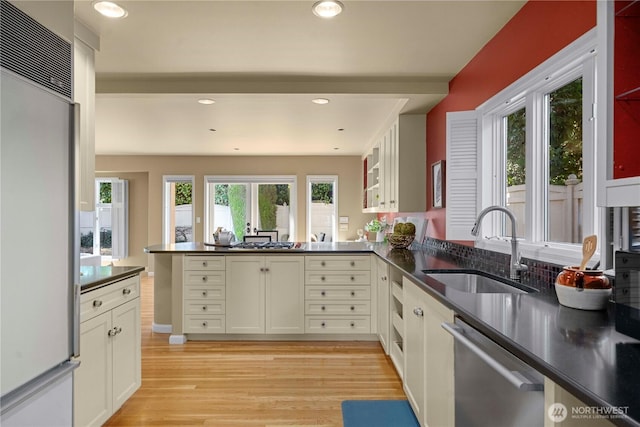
top-left (475, 30), bottom-right (599, 265)
top-left (163, 176), bottom-right (194, 244)
top-left (307, 176), bottom-right (338, 242)
top-left (204, 176), bottom-right (296, 242)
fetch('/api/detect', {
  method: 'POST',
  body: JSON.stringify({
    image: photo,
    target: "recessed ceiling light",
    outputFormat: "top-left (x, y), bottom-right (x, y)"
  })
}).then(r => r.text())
top-left (234, 148), bottom-right (240, 151)
top-left (312, 0), bottom-right (344, 18)
top-left (92, 1), bottom-right (128, 18)
top-left (312, 98), bottom-right (330, 105)
top-left (198, 98), bottom-right (215, 105)
top-left (209, 128), bottom-right (216, 132)
top-left (333, 147), bottom-right (340, 150)
top-left (338, 128), bottom-right (345, 131)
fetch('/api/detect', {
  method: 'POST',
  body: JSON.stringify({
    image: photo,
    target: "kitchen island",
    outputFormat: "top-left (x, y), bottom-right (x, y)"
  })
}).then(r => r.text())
top-left (145, 241), bottom-right (640, 427)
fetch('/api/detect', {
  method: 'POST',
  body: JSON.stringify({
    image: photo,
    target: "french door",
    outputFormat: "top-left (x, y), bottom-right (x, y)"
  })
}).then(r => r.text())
top-left (204, 176), bottom-right (297, 242)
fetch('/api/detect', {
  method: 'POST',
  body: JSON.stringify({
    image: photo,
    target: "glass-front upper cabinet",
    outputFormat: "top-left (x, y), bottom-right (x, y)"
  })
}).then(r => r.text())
top-left (597, 1), bottom-right (640, 207)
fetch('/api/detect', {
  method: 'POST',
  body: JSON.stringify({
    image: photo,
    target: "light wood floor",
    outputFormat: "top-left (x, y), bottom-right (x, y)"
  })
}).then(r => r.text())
top-left (104, 275), bottom-right (405, 426)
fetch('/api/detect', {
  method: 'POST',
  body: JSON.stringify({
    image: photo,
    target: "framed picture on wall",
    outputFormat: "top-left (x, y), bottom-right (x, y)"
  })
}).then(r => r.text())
top-left (432, 160), bottom-right (445, 208)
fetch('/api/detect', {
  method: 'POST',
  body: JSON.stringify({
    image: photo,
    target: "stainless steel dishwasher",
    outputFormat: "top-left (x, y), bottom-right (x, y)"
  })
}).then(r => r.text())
top-left (442, 318), bottom-right (544, 427)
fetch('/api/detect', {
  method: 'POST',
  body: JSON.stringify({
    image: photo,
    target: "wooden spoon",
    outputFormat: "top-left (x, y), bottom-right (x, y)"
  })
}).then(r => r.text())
top-left (579, 235), bottom-right (597, 271)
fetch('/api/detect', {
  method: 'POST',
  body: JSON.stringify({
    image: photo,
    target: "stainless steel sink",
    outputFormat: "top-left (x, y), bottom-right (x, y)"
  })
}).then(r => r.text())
top-left (422, 271), bottom-right (536, 294)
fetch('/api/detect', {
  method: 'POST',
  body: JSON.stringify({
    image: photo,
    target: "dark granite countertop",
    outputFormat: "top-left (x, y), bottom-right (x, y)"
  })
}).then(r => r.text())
top-left (144, 241), bottom-right (377, 253)
top-left (144, 241), bottom-right (640, 426)
top-left (80, 265), bottom-right (145, 293)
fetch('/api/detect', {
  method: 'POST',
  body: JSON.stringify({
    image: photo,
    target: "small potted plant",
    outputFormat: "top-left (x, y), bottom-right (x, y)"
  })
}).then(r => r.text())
top-left (365, 217), bottom-right (388, 242)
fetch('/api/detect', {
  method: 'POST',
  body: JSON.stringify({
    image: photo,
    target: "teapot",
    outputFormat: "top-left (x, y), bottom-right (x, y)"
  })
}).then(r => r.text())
top-left (556, 266), bottom-right (611, 290)
top-left (214, 230), bottom-right (235, 245)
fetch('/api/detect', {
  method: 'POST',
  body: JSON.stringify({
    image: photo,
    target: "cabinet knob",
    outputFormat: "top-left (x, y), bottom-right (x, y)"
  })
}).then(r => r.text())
top-left (93, 300), bottom-right (102, 308)
top-left (350, 276), bottom-right (355, 281)
top-left (265, 268), bottom-right (270, 273)
top-left (350, 291), bottom-right (356, 297)
top-left (202, 291), bottom-right (208, 297)
top-left (390, 200), bottom-right (396, 204)
top-left (202, 321), bottom-right (208, 327)
top-left (107, 328), bottom-right (116, 337)
top-left (350, 322), bottom-right (355, 328)
top-left (320, 290), bottom-right (326, 297)
top-left (321, 276), bottom-right (326, 281)
top-left (122, 288), bottom-right (131, 296)
top-left (321, 306), bottom-right (326, 311)
top-left (350, 306), bottom-right (355, 311)
top-left (321, 261), bottom-right (326, 267)
top-left (202, 306), bottom-right (207, 311)
top-left (202, 276), bottom-right (208, 282)
top-left (202, 261), bottom-right (208, 267)
top-left (382, 276), bottom-right (387, 281)
top-left (115, 327), bottom-right (122, 334)
top-left (350, 261), bottom-right (355, 267)
top-left (321, 322), bottom-right (326, 328)
top-left (413, 307), bottom-right (424, 317)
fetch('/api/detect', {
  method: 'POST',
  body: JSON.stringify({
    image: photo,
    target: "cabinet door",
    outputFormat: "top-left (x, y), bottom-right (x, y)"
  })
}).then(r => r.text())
top-left (265, 256), bottom-right (304, 334)
top-left (386, 121), bottom-right (399, 211)
top-left (111, 298), bottom-right (141, 411)
top-left (376, 257), bottom-right (390, 353)
top-left (226, 256), bottom-right (265, 334)
top-left (424, 293), bottom-right (454, 427)
top-left (403, 279), bottom-right (425, 425)
top-left (74, 312), bottom-right (112, 427)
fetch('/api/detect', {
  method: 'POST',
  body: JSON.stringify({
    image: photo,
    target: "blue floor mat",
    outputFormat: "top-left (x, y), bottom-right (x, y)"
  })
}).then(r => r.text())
top-left (341, 400), bottom-right (420, 427)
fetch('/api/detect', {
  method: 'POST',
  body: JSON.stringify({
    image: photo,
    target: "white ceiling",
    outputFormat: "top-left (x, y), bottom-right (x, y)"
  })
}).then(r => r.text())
top-left (74, 0), bottom-right (525, 156)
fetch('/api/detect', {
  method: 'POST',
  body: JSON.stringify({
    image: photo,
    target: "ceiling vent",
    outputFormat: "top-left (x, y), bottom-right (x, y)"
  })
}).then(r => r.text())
top-left (0, 0), bottom-right (72, 99)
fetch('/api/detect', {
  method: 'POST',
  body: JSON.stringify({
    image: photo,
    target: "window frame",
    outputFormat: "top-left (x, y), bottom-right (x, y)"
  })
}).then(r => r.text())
top-left (162, 175), bottom-right (195, 245)
top-left (306, 175), bottom-right (339, 243)
top-left (476, 29), bottom-right (601, 266)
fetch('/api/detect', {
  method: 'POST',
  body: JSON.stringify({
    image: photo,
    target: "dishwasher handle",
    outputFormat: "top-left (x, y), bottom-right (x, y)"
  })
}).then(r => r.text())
top-left (441, 322), bottom-right (543, 392)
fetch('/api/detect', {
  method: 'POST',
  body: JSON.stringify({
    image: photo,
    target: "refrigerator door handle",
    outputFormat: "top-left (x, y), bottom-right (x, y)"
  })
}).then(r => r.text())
top-left (72, 102), bottom-right (81, 358)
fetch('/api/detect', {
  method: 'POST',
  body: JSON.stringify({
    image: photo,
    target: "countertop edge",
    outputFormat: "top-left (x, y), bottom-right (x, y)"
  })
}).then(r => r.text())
top-left (80, 266), bottom-right (145, 293)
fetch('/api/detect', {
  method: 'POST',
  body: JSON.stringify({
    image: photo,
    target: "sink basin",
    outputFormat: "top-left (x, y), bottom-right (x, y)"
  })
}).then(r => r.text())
top-left (422, 271), bottom-right (536, 294)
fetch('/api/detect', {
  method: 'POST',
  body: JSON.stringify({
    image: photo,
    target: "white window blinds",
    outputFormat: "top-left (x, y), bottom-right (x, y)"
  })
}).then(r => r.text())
top-left (445, 110), bottom-right (479, 240)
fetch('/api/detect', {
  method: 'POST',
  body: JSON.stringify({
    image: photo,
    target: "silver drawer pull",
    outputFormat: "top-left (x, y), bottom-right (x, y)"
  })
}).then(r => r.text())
top-left (413, 307), bottom-right (424, 317)
top-left (93, 300), bottom-right (102, 308)
top-left (122, 288), bottom-right (131, 296)
top-left (202, 291), bottom-right (208, 297)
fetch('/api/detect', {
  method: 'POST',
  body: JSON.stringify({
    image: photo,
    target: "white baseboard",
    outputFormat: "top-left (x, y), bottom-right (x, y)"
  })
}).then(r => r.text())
top-left (169, 334), bottom-right (187, 345)
top-left (152, 322), bottom-right (172, 334)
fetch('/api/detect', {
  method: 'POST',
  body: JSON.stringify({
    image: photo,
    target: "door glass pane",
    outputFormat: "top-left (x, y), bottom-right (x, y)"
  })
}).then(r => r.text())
top-left (208, 183), bottom-right (250, 242)
top-left (506, 107), bottom-right (526, 238)
top-left (547, 77), bottom-right (583, 244)
top-left (165, 181), bottom-right (193, 243)
top-left (257, 183), bottom-right (291, 241)
top-left (309, 180), bottom-right (335, 242)
top-left (97, 181), bottom-right (112, 256)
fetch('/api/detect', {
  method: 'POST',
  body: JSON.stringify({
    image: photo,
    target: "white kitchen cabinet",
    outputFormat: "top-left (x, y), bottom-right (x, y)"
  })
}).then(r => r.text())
top-left (75, 275), bottom-right (141, 427)
top-left (376, 256), bottom-right (390, 354)
top-left (403, 277), bottom-right (454, 427)
top-left (73, 35), bottom-right (96, 212)
top-left (304, 255), bottom-right (373, 334)
top-left (362, 115), bottom-right (426, 213)
top-left (183, 255), bottom-right (226, 334)
top-left (226, 255), bottom-right (304, 334)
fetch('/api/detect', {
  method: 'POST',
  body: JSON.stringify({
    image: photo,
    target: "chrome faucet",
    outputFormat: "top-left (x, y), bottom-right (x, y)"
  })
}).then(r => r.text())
top-left (471, 205), bottom-right (528, 281)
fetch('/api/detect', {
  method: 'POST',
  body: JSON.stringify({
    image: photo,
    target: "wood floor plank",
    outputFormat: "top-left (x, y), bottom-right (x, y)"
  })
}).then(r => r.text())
top-left (104, 276), bottom-right (405, 426)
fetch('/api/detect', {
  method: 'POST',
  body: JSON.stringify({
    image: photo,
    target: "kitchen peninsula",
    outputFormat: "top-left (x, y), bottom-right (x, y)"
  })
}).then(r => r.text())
top-left (146, 241), bottom-right (640, 427)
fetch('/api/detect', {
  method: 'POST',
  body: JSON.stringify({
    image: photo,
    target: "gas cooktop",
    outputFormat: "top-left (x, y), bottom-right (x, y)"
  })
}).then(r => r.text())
top-left (230, 241), bottom-right (304, 250)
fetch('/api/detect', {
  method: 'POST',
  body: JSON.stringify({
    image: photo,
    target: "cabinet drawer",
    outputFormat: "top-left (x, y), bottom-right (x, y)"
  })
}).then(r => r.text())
top-left (184, 301), bottom-right (225, 315)
top-left (305, 286), bottom-right (370, 300)
top-left (184, 315), bottom-right (225, 333)
top-left (183, 285), bottom-right (225, 300)
top-left (184, 255), bottom-right (225, 271)
top-left (184, 271), bottom-right (225, 286)
top-left (81, 275), bottom-right (139, 322)
top-left (305, 300), bottom-right (371, 315)
top-left (305, 316), bottom-right (370, 333)
top-left (305, 255), bottom-right (371, 271)
top-left (305, 271), bottom-right (370, 285)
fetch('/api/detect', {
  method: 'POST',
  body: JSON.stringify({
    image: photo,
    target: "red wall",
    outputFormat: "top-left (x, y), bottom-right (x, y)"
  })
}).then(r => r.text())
top-left (422, 0), bottom-right (596, 241)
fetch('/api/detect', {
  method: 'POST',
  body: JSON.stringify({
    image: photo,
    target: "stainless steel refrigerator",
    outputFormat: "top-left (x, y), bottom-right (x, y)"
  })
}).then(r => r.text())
top-left (0, 6), bottom-right (79, 422)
